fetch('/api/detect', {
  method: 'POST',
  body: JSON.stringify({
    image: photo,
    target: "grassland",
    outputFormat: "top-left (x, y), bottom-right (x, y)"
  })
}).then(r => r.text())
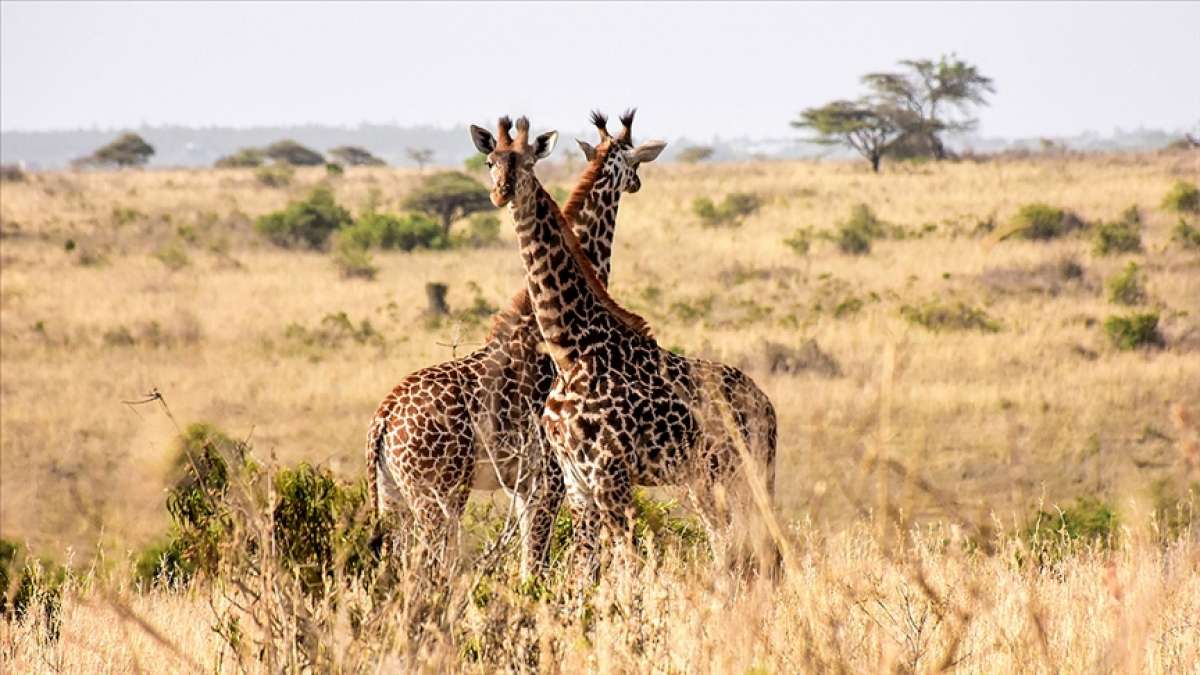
top-left (1, 150), bottom-right (1198, 671)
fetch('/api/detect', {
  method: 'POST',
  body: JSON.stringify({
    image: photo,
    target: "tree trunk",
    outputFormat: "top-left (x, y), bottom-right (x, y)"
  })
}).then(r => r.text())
top-left (931, 134), bottom-right (947, 161)
top-left (440, 210), bottom-right (453, 237)
top-left (870, 153), bottom-right (881, 173)
top-left (425, 283), bottom-right (449, 316)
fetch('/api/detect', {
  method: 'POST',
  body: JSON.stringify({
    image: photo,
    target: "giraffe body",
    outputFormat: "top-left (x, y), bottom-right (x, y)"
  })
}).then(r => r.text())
top-left (471, 116), bottom-right (777, 577)
top-left (368, 112), bottom-right (665, 577)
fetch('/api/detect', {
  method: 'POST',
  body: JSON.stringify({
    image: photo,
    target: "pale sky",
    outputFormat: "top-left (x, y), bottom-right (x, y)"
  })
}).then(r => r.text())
top-left (2, 1), bottom-right (1197, 139)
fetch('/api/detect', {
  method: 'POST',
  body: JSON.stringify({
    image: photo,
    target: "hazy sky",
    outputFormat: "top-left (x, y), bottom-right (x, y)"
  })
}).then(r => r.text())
top-left (2, 1), bottom-right (1197, 139)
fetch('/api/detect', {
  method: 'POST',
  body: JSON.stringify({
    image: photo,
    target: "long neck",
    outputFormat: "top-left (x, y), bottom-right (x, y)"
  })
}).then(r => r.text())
top-left (509, 171), bottom-right (613, 370)
top-left (565, 156), bottom-right (622, 284)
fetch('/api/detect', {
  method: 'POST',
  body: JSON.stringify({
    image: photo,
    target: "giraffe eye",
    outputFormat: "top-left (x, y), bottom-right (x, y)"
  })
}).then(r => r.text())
top-left (485, 160), bottom-right (494, 169)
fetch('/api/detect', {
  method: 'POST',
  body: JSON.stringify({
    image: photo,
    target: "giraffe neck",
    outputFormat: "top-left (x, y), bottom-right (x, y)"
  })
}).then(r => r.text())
top-left (566, 157), bottom-right (621, 284)
top-left (509, 171), bottom-right (613, 370)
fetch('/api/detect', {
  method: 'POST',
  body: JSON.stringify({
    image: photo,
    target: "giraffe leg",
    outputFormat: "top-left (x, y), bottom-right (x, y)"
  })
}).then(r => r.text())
top-left (513, 459), bottom-right (565, 580)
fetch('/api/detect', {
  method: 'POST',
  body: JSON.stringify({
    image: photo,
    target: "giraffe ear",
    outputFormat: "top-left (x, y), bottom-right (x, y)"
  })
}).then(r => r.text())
top-left (576, 138), bottom-right (597, 161)
top-left (470, 125), bottom-right (495, 154)
top-left (632, 139), bottom-right (667, 164)
top-left (533, 131), bottom-right (558, 160)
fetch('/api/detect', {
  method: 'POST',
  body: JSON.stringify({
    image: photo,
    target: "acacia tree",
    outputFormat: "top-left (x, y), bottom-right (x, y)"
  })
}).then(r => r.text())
top-left (862, 55), bottom-right (994, 160)
top-left (402, 171), bottom-right (492, 236)
top-left (406, 147), bottom-right (435, 171)
top-left (329, 146), bottom-right (385, 167)
top-left (265, 140), bottom-right (324, 166)
top-left (792, 99), bottom-right (904, 173)
top-left (79, 132), bottom-right (155, 168)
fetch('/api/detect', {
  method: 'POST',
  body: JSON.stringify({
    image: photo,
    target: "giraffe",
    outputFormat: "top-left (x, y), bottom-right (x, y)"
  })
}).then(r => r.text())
top-left (468, 116), bottom-right (778, 579)
top-left (367, 112), bottom-right (666, 578)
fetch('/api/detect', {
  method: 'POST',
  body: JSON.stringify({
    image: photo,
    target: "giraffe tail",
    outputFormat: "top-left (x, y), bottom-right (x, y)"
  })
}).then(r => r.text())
top-left (366, 417), bottom-right (387, 516)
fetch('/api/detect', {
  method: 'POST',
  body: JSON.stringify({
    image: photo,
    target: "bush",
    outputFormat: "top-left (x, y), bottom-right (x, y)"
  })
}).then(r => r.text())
top-left (283, 312), bottom-right (383, 351)
top-left (331, 239), bottom-right (378, 280)
top-left (1092, 207), bottom-right (1142, 255)
top-left (1173, 219), bottom-right (1200, 249)
top-left (255, 164), bottom-right (293, 188)
top-left (265, 139), bottom-right (324, 166)
top-left (1161, 180), bottom-right (1199, 214)
top-left (783, 227), bottom-right (813, 256)
top-left (454, 213), bottom-right (502, 248)
top-left (273, 464), bottom-right (375, 593)
top-left (0, 164), bottom-right (25, 182)
top-left (463, 154), bottom-right (487, 171)
top-left (832, 203), bottom-right (886, 254)
top-left (255, 187), bottom-right (352, 249)
top-left (215, 147), bottom-right (265, 168)
top-left (901, 298), bottom-right (1001, 333)
top-left (1007, 203), bottom-right (1087, 240)
top-left (692, 192), bottom-right (761, 226)
top-left (1024, 497), bottom-right (1118, 562)
top-left (340, 211), bottom-right (446, 251)
top-left (1103, 312), bottom-right (1163, 350)
top-left (325, 162), bottom-right (344, 177)
top-left (153, 243), bottom-right (190, 271)
top-left (1106, 262), bottom-right (1146, 305)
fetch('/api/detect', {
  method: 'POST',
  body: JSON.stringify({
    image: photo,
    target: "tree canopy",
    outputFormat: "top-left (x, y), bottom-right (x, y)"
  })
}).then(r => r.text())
top-left (862, 55), bottom-right (994, 159)
top-left (329, 146), bottom-right (386, 167)
top-left (79, 132), bottom-right (155, 168)
top-left (401, 171), bottom-right (493, 236)
top-left (265, 140), bottom-right (325, 166)
top-left (792, 100), bottom-right (904, 173)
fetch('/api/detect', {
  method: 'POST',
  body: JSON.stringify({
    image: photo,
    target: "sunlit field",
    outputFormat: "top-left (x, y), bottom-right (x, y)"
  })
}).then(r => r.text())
top-left (2, 150), bottom-right (1198, 671)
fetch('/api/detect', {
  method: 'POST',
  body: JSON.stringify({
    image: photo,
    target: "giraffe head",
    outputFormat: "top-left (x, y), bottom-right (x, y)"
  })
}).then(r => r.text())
top-left (469, 116), bottom-right (558, 207)
top-left (574, 109), bottom-right (667, 194)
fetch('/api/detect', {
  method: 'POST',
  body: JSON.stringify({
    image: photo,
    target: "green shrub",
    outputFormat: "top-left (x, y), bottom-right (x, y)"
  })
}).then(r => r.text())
top-left (272, 464), bottom-right (375, 594)
top-left (453, 213), bottom-right (502, 248)
top-left (324, 162), bottom-right (344, 177)
top-left (1103, 312), bottom-right (1163, 350)
top-left (153, 243), bottom-right (190, 270)
top-left (900, 298), bottom-right (1001, 333)
top-left (283, 312), bottom-right (383, 351)
top-left (1024, 496), bottom-right (1119, 562)
top-left (1106, 262), bottom-right (1146, 305)
top-left (1161, 180), bottom-right (1200, 214)
top-left (134, 537), bottom-right (196, 589)
top-left (340, 211), bottom-right (446, 251)
top-left (254, 164), bottom-right (293, 188)
top-left (215, 148), bottom-right (265, 168)
top-left (1007, 203), bottom-right (1087, 240)
top-left (692, 192), bottom-right (762, 226)
top-left (463, 154), bottom-right (487, 171)
top-left (255, 187), bottom-right (352, 249)
top-left (331, 238), bottom-right (378, 280)
top-left (783, 227), bottom-right (813, 256)
top-left (831, 203), bottom-right (887, 255)
top-left (1172, 219), bottom-right (1200, 249)
top-left (1092, 207), bottom-right (1142, 255)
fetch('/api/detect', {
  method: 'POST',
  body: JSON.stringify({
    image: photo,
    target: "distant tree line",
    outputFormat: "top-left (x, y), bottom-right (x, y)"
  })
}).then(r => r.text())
top-left (793, 54), bottom-right (995, 172)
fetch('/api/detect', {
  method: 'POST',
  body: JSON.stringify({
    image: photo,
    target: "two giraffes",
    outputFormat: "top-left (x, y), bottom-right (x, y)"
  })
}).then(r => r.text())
top-left (367, 111), bottom-right (777, 580)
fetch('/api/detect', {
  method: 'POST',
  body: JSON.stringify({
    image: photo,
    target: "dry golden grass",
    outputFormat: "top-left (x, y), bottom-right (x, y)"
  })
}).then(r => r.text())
top-left (1, 151), bottom-right (1198, 671)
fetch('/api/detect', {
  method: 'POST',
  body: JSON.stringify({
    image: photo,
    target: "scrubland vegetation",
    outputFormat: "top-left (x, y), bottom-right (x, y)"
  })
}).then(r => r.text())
top-left (1, 149), bottom-right (1198, 671)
